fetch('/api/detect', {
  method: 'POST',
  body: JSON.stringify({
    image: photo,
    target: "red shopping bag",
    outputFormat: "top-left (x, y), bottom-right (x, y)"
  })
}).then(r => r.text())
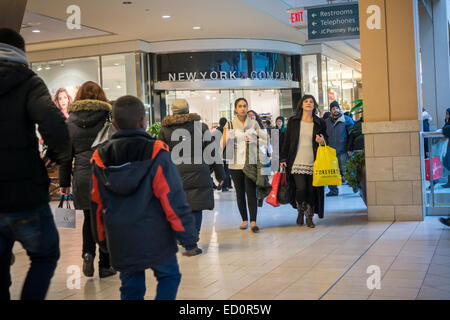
top-left (266, 171), bottom-right (282, 207)
top-left (425, 157), bottom-right (443, 181)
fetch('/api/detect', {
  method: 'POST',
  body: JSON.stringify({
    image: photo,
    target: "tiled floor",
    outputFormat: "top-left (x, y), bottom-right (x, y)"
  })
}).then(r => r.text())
top-left (9, 185), bottom-right (450, 300)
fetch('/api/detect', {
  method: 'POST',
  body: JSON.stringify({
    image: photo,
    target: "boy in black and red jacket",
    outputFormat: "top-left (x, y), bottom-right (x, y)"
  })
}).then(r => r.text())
top-left (90, 95), bottom-right (198, 300)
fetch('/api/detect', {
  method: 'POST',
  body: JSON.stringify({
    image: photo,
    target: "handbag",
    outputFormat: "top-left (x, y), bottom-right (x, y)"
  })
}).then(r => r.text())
top-left (54, 197), bottom-right (76, 229)
top-left (92, 119), bottom-right (116, 149)
top-left (425, 157), bottom-right (443, 181)
top-left (277, 167), bottom-right (290, 204)
top-left (313, 143), bottom-right (342, 187)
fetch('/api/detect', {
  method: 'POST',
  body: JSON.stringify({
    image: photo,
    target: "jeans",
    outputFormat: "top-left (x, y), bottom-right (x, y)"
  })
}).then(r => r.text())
top-left (230, 169), bottom-right (258, 222)
top-left (329, 152), bottom-right (349, 195)
top-left (191, 210), bottom-right (203, 242)
top-left (119, 255), bottom-right (181, 300)
top-left (0, 204), bottom-right (60, 300)
top-left (223, 162), bottom-right (232, 189)
top-left (82, 210), bottom-right (110, 268)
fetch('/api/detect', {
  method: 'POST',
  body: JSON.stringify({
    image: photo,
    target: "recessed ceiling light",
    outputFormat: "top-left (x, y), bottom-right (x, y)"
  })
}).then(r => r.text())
top-left (123, 1), bottom-right (132, 4)
top-left (32, 29), bottom-right (40, 33)
top-left (193, 26), bottom-right (201, 30)
top-left (114, 63), bottom-right (120, 66)
top-left (162, 15), bottom-right (171, 19)
top-left (37, 66), bottom-right (42, 71)
top-left (45, 66), bottom-right (51, 70)
top-left (116, 85), bottom-right (122, 89)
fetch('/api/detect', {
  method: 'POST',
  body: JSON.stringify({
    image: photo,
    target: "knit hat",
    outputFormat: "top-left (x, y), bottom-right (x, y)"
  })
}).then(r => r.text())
top-left (171, 99), bottom-right (189, 115)
top-left (330, 101), bottom-right (340, 111)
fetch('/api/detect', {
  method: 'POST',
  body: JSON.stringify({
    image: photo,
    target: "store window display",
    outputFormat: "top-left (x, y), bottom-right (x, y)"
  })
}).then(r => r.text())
top-left (52, 87), bottom-right (74, 118)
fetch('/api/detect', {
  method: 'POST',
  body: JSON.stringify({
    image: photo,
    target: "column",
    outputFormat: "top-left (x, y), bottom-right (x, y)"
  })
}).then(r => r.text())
top-left (359, 0), bottom-right (423, 221)
top-left (0, 0), bottom-right (28, 32)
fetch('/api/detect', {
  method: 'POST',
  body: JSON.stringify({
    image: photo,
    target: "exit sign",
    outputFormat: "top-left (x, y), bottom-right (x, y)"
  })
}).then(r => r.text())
top-left (287, 9), bottom-right (307, 28)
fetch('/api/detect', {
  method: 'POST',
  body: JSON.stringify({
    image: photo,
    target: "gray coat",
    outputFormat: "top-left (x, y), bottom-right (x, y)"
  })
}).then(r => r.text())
top-left (158, 113), bottom-right (225, 211)
top-left (325, 114), bottom-right (355, 154)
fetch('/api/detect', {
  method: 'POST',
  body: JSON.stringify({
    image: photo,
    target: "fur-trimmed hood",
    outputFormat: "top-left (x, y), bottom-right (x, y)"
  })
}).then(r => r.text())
top-left (162, 113), bottom-right (201, 127)
top-left (67, 99), bottom-right (112, 113)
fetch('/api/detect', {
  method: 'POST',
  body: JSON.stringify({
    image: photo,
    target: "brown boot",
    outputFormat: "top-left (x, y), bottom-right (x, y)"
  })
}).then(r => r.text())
top-left (305, 203), bottom-right (315, 228)
top-left (296, 201), bottom-right (305, 226)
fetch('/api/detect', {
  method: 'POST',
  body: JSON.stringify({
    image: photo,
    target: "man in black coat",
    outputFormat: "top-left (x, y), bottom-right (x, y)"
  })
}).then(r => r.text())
top-left (0, 28), bottom-right (70, 300)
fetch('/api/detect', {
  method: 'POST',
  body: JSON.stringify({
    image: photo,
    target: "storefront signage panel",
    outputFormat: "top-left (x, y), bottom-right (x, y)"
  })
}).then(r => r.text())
top-left (307, 3), bottom-right (360, 41)
top-left (157, 51), bottom-right (299, 82)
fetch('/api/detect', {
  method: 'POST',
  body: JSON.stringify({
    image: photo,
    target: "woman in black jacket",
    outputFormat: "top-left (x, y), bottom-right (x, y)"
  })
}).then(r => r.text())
top-left (280, 95), bottom-right (327, 228)
top-left (59, 81), bottom-right (115, 278)
top-left (158, 99), bottom-right (225, 255)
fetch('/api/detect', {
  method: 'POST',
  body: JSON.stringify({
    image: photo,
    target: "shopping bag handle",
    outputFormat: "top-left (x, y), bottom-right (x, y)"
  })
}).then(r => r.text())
top-left (58, 196), bottom-right (72, 209)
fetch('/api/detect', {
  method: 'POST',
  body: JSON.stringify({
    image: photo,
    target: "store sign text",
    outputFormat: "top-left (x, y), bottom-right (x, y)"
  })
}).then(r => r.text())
top-left (168, 71), bottom-right (294, 82)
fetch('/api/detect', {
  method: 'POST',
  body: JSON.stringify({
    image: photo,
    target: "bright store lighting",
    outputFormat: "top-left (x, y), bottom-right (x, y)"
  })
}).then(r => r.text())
top-left (37, 66), bottom-right (42, 71)
top-left (192, 26), bottom-right (201, 30)
top-left (206, 95), bottom-right (211, 100)
top-left (45, 65), bottom-right (51, 70)
top-left (162, 15), bottom-right (171, 19)
top-left (116, 85), bottom-right (122, 89)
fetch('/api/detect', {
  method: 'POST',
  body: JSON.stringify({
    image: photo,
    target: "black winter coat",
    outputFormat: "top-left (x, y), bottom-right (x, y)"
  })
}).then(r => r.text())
top-left (158, 113), bottom-right (225, 211)
top-left (280, 112), bottom-right (328, 218)
top-left (0, 61), bottom-right (70, 213)
top-left (59, 100), bottom-right (111, 210)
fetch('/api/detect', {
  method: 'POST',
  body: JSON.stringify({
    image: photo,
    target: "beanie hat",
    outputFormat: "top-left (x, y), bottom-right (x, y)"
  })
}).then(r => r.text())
top-left (171, 99), bottom-right (189, 115)
top-left (330, 101), bottom-right (340, 110)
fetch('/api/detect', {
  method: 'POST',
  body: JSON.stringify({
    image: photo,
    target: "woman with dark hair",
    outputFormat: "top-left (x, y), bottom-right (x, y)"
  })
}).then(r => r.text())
top-left (280, 95), bottom-right (328, 228)
top-left (222, 99), bottom-right (268, 233)
top-left (53, 88), bottom-right (73, 118)
top-left (59, 81), bottom-right (115, 278)
top-left (275, 116), bottom-right (286, 157)
top-left (248, 110), bottom-right (265, 129)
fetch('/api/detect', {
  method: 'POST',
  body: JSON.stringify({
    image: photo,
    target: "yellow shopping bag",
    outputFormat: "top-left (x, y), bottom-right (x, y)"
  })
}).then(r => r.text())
top-left (313, 144), bottom-right (342, 187)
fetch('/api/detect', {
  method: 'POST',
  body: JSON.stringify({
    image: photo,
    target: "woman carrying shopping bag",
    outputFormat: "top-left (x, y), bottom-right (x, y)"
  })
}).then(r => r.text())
top-left (280, 95), bottom-right (327, 228)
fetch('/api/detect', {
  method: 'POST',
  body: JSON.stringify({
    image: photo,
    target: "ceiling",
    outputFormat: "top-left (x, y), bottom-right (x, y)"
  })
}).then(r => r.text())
top-left (23, 0), bottom-right (360, 61)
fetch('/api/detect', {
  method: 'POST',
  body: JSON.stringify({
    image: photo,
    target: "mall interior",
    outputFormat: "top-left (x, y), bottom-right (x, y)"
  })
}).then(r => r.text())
top-left (1, 0), bottom-right (450, 301)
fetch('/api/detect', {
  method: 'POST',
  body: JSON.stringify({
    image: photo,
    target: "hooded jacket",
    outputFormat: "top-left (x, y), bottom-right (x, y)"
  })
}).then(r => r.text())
top-left (0, 44), bottom-right (70, 213)
top-left (325, 113), bottom-right (355, 154)
top-left (59, 99), bottom-right (111, 210)
top-left (158, 113), bottom-right (225, 211)
top-left (91, 130), bottom-right (197, 272)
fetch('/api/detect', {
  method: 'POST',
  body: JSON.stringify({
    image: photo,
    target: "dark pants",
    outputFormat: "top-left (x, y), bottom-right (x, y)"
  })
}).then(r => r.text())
top-left (230, 169), bottom-right (257, 222)
top-left (329, 152), bottom-right (349, 195)
top-left (223, 162), bottom-right (232, 189)
top-left (0, 204), bottom-right (60, 300)
top-left (191, 210), bottom-right (203, 241)
top-left (119, 255), bottom-right (181, 300)
top-left (293, 174), bottom-right (315, 208)
top-left (83, 210), bottom-right (110, 268)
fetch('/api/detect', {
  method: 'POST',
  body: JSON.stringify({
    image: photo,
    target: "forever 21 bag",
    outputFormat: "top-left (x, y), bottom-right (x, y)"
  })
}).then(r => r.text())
top-left (54, 197), bottom-right (76, 229)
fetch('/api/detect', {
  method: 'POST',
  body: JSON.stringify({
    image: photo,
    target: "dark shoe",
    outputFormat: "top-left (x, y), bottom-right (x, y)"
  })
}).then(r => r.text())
top-left (240, 222), bottom-right (248, 230)
top-left (192, 247), bottom-right (203, 256)
top-left (326, 191), bottom-right (338, 197)
top-left (99, 267), bottom-right (117, 279)
top-left (439, 218), bottom-right (450, 227)
top-left (441, 184), bottom-right (450, 188)
top-left (251, 225), bottom-right (260, 233)
top-left (305, 204), bottom-right (315, 228)
top-left (296, 201), bottom-right (305, 226)
top-left (222, 188), bottom-right (230, 192)
top-left (82, 253), bottom-right (94, 277)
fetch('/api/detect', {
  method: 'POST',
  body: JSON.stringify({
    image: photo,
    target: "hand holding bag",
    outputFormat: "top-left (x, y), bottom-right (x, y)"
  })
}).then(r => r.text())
top-left (277, 167), bottom-right (290, 204)
top-left (313, 143), bottom-right (342, 187)
top-left (266, 171), bottom-right (282, 207)
top-left (54, 197), bottom-right (76, 229)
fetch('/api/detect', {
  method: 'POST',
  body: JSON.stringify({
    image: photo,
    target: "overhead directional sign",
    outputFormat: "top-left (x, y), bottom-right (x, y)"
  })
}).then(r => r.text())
top-left (307, 3), bottom-right (360, 41)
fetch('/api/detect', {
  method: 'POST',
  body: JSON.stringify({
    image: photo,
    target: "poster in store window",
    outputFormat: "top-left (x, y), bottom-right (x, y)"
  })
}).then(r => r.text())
top-left (51, 86), bottom-right (79, 119)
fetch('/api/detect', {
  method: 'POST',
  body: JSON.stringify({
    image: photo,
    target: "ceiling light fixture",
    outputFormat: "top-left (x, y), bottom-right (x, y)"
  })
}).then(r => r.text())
top-left (192, 26), bottom-right (201, 30)
top-left (37, 66), bottom-right (42, 71)
top-left (123, 1), bottom-right (132, 4)
top-left (32, 29), bottom-right (40, 33)
top-left (45, 65), bottom-right (51, 70)
top-left (162, 15), bottom-right (171, 19)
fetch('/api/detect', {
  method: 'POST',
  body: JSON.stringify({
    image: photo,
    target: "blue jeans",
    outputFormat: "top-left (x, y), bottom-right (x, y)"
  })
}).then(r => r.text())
top-left (329, 152), bottom-right (349, 194)
top-left (119, 255), bottom-right (181, 300)
top-left (0, 204), bottom-right (60, 300)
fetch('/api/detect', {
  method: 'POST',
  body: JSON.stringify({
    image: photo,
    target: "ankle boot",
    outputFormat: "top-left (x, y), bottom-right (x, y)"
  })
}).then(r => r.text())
top-left (295, 201), bottom-right (305, 226)
top-left (305, 204), bottom-right (315, 228)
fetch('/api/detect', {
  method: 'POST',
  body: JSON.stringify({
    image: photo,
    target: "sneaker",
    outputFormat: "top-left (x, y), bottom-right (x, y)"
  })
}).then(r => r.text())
top-left (99, 267), bottom-right (117, 278)
top-left (82, 253), bottom-right (94, 277)
top-left (251, 225), bottom-right (260, 233)
top-left (439, 218), bottom-right (450, 227)
top-left (326, 191), bottom-right (339, 197)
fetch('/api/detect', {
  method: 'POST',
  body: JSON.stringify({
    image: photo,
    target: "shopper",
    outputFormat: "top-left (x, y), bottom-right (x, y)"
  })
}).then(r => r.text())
top-left (221, 99), bottom-right (268, 232)
top-left (248, 110), bottom-right (265, 129)
top-left (58, 81), bottom-right (115, 278)
top-left (0, 28), bottom-right (70, 300)
top-left (324, 101), bottom-right (355, 196)
top-left (280, 95), bottom-right (327, 228)
top-left (91, 95), bottom-right (198, 300)
top-left (216, 117), bottom-right (232, 192)
top-left (159, 99), bottom-right (224, 253)
top-left (275, 116), bottom-right (286, 159)
top-left (441, 109), bottom-right (450, 188)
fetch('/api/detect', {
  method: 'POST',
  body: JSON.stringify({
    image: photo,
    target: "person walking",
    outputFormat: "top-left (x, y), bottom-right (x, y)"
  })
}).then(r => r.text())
top-left (324, 101), bottom-right (354, 196)
top-left (159, 99), bottom-right (224, 253)
top-left (216, 117), bottom-right (232, 192)
top-left (58, 81), bottom-right (116, 278)
top-left (441, 109), bottom-right (450, 188)
top-left (91, 95), bottom-right (199, 300)
top-left (221, 99), bottom-right (268, 233)
top-left (280, 95), bottom-right (327, 228)
top-left (0, 28), bottom-right (70, 300)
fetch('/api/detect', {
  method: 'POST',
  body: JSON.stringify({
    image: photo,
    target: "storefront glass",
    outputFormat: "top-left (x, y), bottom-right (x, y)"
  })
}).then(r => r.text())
top-left (301, 55), bottom-right (319, 100)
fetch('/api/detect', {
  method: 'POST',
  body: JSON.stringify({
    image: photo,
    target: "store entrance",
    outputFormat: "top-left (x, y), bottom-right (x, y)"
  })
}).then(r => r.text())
top-left (165, 89), bottom-right (295, 128)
